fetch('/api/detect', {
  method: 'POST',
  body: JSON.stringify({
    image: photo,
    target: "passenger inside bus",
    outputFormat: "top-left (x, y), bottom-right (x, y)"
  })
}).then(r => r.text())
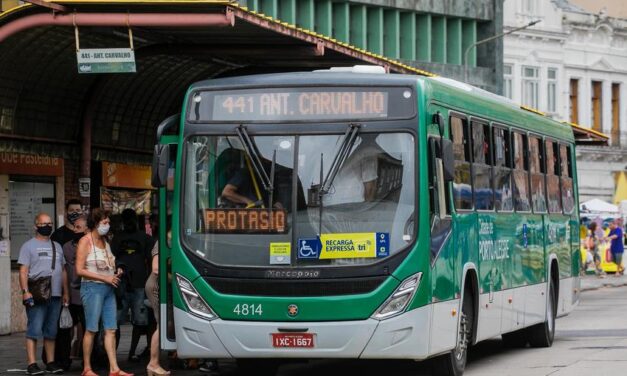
top-left (217, 148), bottom-right (305, 212)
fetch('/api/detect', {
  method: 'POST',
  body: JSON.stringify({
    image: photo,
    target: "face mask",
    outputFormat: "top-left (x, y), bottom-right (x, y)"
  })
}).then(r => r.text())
top-left (67, 212), bottom-right (81, 224)
top-left (73, 232), bottom-right (84, 242)
top-left (36, 225), bottom-right (53, 237)
top-left (97, 224), bottom-right (110, 236)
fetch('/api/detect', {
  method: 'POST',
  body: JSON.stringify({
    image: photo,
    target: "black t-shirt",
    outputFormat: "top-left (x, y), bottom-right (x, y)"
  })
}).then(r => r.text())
top-left (51, 225), bottom-right (75, 248)
top-left (228, 168), bottom-right (261, 204)
top-left (111, 231), bottom-right (155, 289)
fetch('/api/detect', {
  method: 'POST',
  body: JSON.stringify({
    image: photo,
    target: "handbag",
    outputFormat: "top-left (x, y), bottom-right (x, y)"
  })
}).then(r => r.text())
top-left (28, 241), bottom-right (56, 303)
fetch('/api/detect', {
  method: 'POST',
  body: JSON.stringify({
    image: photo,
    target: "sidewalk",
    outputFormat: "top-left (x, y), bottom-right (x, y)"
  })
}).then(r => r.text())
top-left (0, 325), bottom-right (207, 376)
top-left (580, 272), bottom-right (627, 292)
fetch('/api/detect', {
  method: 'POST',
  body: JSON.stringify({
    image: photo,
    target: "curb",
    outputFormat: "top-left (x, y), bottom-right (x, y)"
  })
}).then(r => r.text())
top-left (580, 278), bottom-right (627, 292)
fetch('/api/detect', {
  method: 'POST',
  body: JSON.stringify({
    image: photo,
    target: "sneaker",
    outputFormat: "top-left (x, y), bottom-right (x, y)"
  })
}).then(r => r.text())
top-left (26, 363), bottom-right (45, 375)
top-left (198, 360), bottom-right (219, 373)
top-left (45, 362), bottom-right (64, 374)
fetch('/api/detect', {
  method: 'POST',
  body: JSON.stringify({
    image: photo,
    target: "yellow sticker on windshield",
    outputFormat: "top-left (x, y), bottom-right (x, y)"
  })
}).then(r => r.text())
top-left (318, 233), bottom-right (389, 259)
top-left (270, 242), bottom-right (291, 265)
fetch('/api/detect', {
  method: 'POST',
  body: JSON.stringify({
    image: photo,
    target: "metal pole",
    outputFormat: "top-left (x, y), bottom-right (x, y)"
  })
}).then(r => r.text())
top-left (464, 19), bottom-right (540, 83)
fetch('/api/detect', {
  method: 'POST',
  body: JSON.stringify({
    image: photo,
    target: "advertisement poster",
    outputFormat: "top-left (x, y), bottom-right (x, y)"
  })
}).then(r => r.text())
top-left (100, 188), bottom-right (151, 215)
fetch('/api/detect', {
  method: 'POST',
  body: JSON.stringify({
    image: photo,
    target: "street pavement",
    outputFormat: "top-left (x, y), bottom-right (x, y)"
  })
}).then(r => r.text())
top-left (1, 273), bottom-right (626, 376)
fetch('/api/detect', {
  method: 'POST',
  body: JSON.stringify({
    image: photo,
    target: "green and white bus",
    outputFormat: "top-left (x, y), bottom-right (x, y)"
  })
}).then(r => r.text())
top-left (151, 66), bottom-right (580, 376)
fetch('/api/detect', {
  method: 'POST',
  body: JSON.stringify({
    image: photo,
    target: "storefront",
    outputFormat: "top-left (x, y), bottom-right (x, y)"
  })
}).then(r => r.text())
top-left (0, 151), bottom-right (65, 334)
top-left (99, 161), bottom-right (155, 234)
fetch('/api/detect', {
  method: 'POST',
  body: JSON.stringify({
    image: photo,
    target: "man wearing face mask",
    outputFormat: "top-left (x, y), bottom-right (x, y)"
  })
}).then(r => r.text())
top-left (51, 199), bottom-right (83, 249)
top-left (18, 213), bottom-right (69, 375)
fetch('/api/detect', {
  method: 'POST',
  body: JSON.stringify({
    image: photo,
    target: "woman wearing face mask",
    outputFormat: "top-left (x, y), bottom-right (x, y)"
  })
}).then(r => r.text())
top-left (76, 208), bottom-right (133, 376)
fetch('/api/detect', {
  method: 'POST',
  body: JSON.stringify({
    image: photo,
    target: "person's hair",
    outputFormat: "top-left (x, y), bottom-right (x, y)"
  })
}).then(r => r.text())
top-left (34, 212), bottom-right (51, 225)
top-left (66, 199), bottom-right (82, 210)
top-left (87, 208), bottom-right (110, 230)
top-left (121, 208), bottom-right (138, 232)
top-left (589, 222), bottom-right (597, 232)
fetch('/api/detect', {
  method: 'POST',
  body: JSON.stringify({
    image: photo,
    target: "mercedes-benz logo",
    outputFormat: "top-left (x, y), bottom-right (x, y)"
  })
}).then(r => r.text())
top-left (287, 304), bottom-right (299, 317)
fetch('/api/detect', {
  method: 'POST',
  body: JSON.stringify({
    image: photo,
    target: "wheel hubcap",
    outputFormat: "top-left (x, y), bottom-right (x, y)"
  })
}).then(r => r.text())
top-left (455, 311), bottom-right (470, 361)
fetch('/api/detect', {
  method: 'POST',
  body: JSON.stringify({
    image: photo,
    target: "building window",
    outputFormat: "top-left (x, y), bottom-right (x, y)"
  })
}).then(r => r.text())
top-left (547, 68), bottom-right (557, 113)
top-left (504, 64), bottom-right (513, 99)
top-left (522, 66), bottom-right (539, 109)
top-left (612, 83), bottom-right (620, 146)
top-left (591, 81), bottom-right (603, 131)
top-left (569, 79), bottom-right (579, 124)
top-left (521, 0), bottom-right (537, 15)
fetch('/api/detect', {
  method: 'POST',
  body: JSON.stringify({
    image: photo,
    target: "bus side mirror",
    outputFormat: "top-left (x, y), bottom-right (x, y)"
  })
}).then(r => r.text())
top-left (440, 139), bottom-right (455, 183)
top-left (152, 144), bottom-right (170, 188)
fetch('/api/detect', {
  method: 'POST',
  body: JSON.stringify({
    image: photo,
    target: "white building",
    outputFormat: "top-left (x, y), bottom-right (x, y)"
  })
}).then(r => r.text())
top-left (503, 0), bottom-right (627, 203)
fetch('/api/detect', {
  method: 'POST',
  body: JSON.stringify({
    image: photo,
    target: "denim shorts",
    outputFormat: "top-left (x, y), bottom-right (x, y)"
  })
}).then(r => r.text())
top-left (26, 297), bottom-right (62, 340)
top-left (612, 252), bottom-right (623, 266)
top-left (117, 287), bottom-right (149, 326)
top-left (81, 282), bottom-right (117, 332)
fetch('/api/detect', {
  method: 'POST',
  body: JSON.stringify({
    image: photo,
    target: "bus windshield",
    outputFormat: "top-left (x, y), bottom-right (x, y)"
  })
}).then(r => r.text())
top-left (182, 132), bottom-right (415, 268)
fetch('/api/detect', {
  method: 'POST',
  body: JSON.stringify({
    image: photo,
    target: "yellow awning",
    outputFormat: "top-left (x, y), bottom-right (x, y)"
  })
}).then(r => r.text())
top-left (613, 171), bottom-right (627, 204)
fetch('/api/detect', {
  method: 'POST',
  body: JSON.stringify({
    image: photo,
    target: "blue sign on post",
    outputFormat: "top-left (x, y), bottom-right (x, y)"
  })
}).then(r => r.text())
top-left (297, 238), bottom-right (321, 259)
top-left (522, 224), bottom-right (528, 248)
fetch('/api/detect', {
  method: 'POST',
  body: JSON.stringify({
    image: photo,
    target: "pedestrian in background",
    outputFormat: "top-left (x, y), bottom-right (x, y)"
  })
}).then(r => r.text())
top-left (112, 208), bottom-right (155, 361)
top-left (51, 199), bottom-right (84, 248)
top-left (53, 216), bottom-right (89, 369)
top-left (606, 219), bottom-right (625, 276)
top-left (145, 241), bottom-right (169, 376)
top-left (76, 208), bottom-right (133, 376)
top-left (18, 213), bottom-right (69, 375)
top-left (586, 222), bottom-right (604, 276)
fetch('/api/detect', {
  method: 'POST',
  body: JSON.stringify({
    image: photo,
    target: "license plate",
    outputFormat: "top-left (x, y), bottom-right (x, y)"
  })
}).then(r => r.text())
top-left (271, 333), bottom-right (315, 348)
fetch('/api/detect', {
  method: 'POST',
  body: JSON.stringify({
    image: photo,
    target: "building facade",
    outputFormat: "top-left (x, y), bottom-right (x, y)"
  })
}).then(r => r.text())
top-left (503, 0), bottom-right (627, 203)
top-left (242, 0), bottom-right (505, 93)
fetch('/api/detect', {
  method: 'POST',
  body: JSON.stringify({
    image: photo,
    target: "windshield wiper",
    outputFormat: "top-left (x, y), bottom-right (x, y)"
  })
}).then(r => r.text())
top-left (316, 123), bottom-right (360, 235)
top-left (235, 125), bottom-right (275, 207)
top-left (319, 123), bottom-right (361, 195)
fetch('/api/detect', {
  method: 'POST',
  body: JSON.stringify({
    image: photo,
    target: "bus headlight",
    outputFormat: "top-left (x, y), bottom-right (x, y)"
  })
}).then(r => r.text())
top-left (176, 274), bottom-right (218, 320)
top-left (372, 272), bottom-right (422, 320)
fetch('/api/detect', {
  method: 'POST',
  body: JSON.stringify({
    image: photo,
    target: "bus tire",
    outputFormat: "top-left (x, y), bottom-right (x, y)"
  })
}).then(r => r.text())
top-left (526, 278), bottom-right (556, 348)
top-left (501, 329), bottom-right (528, 348)
top-left (431, 287), bottom-right (474, 376)
top-left (236, 359), bottom-right (280, 376)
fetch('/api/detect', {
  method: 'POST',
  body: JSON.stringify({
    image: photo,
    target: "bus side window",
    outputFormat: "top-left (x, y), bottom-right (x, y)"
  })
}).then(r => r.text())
top-left (493, 126), bottom-right (513, 211)
top-left (471, 121), bottom-right (493, 210)
top-left (545, 140), bottom-right (562, 213)
top-left (513, 132), bottom-right (531, 212)
top-left (529, 136), bottom-right (546, 213)
top-left (450, 115), bottom-right (472, 210)
top-left (560, 144), bottom-right (574, 213)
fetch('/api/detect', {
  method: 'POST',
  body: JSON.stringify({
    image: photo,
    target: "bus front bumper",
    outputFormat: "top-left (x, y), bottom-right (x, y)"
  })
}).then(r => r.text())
top-left (173, 305), bottom-right (432, 359)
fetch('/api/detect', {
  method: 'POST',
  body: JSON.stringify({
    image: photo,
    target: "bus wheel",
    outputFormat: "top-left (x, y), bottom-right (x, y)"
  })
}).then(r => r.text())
top-left (501, 329), bottom-right (528, 348)
top-left (527, 278), bottom-right (556, 347)
top-left (431, 288), bottom-right (474, 376)
top-left (236, 359), bottom-right (280, 376)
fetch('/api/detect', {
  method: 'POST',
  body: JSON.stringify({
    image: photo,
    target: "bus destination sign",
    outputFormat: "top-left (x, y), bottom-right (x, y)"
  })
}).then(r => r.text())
top-left (212, 90), bottom-right (388, 121)
top-left (203, 208), bottom-right (287, 233)
top-left (189, 86), bottom-right (416, 122)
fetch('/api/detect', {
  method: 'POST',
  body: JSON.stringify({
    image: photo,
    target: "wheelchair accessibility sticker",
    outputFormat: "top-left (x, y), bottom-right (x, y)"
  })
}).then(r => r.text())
top-left (297, 238), bottom-right (321, 259)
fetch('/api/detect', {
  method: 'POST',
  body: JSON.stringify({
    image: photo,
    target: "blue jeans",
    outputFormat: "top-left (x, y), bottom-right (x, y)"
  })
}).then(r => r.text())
top-left (26, 297), bottom-right (61, 340)
top-left (81, 282), bottom-right (117, 332)
top-left (117, 287), bottom-right (149, 326)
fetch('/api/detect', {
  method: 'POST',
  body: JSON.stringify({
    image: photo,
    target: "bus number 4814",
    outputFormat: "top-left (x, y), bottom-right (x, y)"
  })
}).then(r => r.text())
top-left (233, 303), bottom-right (263, 316)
